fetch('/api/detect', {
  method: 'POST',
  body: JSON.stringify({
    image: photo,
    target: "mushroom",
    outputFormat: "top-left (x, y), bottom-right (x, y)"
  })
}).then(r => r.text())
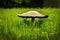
top-left (17, 11), bottom-right (48, 25)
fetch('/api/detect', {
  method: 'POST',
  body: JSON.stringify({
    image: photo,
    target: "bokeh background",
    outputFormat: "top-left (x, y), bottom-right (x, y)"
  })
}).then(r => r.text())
top-left (0, 0), bottom-right (60, 40)
top-left (0, 0), bottom-right (59, 8)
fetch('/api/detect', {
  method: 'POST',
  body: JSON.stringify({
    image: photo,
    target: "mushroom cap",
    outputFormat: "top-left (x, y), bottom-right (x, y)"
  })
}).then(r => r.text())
top-left (18, 11), bottom-right (48, 18)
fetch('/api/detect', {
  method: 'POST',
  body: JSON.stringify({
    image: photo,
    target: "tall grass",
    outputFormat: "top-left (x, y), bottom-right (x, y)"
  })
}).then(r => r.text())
top-left (0, 8), bottom-right (60, 40)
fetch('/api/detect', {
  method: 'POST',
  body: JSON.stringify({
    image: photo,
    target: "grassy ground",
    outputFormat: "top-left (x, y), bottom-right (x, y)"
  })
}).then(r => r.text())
top-left (0, 8), bottom-right (60, 40)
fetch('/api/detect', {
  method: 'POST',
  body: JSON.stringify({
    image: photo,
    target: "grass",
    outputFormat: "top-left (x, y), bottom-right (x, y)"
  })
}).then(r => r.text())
top-left (0, 8), bottom-right (60, 40)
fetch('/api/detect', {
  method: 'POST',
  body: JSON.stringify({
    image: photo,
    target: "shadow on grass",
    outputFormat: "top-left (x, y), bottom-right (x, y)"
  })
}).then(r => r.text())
top-left (22, 18), bottom-right (44, 28)
top-left (35, 19), bottom-right (44, 28)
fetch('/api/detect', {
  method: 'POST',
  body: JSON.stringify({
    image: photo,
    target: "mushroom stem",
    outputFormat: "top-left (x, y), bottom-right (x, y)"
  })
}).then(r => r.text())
top-left (31, 18), bottom-right (35, 26)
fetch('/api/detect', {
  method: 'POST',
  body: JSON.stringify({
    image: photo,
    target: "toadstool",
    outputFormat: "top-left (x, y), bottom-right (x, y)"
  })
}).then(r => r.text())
top-left (17, 11), bottom-right (48, 25)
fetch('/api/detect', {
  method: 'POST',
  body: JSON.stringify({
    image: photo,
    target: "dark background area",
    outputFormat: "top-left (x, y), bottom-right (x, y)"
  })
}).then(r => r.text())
top-left (0, 0), bottom-right (44, 8)
top-left (0, 0), bottom-right (59, 8)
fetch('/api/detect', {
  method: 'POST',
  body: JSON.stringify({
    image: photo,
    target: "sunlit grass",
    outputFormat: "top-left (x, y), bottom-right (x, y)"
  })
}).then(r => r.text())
top-left (0, 8), bottom-right (60, 40)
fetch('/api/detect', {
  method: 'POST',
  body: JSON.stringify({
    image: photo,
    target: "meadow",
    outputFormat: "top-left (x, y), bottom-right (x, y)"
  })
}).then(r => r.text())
top-left (0, 8), bottom-right (60, 40)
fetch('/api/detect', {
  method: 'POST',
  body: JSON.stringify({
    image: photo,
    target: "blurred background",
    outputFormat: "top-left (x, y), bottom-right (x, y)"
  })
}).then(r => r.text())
top-left (0, 0), bottom-right (60, 40)
top-left (0, 0), bottom-right (59, 8)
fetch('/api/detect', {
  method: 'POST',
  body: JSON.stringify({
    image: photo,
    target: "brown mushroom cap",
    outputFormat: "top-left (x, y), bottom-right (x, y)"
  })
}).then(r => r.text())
top-left (18, 11), bottom-right (48, 18)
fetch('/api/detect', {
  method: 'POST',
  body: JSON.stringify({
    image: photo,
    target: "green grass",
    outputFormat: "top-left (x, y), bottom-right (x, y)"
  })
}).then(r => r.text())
top-left (0, 8), bottom-right (60, 40)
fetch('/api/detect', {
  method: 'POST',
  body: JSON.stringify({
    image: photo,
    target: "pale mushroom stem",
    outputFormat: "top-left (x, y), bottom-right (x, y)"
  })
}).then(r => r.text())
top-left (31, 18), bottom-right (35, 26)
